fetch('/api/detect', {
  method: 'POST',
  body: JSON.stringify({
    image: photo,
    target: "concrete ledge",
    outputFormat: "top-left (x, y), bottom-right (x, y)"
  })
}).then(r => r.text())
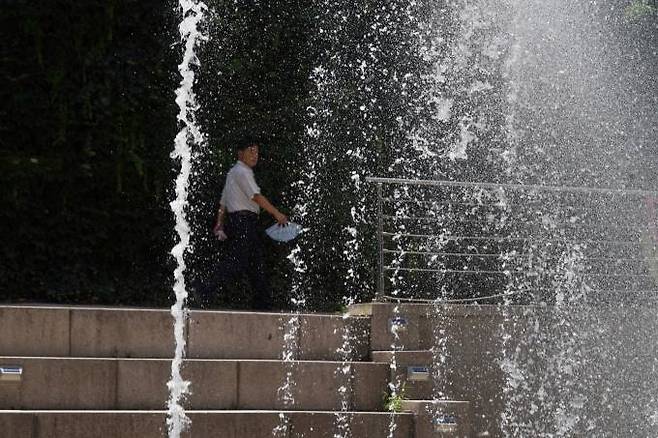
top-left (371, 351), bottom-right (433, 400)
top-left (352, 302), bottom-right (546, 317)
top-left (117, 359), bottom-right (238, 410)
top-left (0, 358), bottom-right (388, 411)
top-left (366, 302), bottom-right (539, 351)
top-left (238, 360), bottom-right (388, 411)
top-left (0, 410), bottom-right (415, 438)
top-left (298, 314), bottom-right (370, 361)
top-left (0, 411), bottom-right (33, 437)
top-left (187, 311), bottom-right (285, 360)
top-left (70, 308), bottom-right (175, 358)
top-left (345, 303), bottom-right (373, 316)
top-left (0, 307), bottom-right (70, 356)
top-left (0, 305), bottom-right (370, 360)
top-left (0, 357), bottom-right (117, 410)
top-left (188, 310), bottom-right (370, 361)
top-left (400, 400), bottom-right (473, 438)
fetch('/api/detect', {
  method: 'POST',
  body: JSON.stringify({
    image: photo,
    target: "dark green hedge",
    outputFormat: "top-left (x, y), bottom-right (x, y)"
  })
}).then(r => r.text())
top-left (2, 1), bottom-right (182, 306)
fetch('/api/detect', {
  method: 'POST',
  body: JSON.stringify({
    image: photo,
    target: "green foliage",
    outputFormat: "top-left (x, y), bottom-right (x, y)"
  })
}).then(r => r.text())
top-left (384, 383), bottom-right (407, 412)
top-left (0, 0), bottom-right (179, 305)
top-left (625, 0), bottom-right (657, 20)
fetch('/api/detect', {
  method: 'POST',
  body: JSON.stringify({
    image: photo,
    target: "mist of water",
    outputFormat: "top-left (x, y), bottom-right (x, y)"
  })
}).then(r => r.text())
top-left (167, 1), bottom-right (207, 437)
top-left (171, 0), bottom-right (657, 435)
top-left (373, 0), bottom-right (658, 435)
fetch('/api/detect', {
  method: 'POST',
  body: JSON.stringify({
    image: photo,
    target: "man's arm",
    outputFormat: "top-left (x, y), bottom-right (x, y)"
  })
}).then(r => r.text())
top-left (213, 204), bottom-right (228, 240)
top-left (253, 194), bottom-right (288, 225)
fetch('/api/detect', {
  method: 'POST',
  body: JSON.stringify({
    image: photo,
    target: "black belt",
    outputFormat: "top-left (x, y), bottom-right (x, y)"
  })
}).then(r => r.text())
top-left (228, 210), bottom-right (258, 217)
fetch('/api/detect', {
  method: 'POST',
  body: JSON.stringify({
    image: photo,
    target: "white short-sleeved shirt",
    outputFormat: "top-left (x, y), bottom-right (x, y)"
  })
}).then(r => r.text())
top-left (220, 161), bottom-right (261, 213)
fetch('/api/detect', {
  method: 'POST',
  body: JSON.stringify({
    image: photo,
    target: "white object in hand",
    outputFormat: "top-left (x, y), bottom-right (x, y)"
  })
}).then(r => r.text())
top-left (266, 222), bottom-right (302, 242)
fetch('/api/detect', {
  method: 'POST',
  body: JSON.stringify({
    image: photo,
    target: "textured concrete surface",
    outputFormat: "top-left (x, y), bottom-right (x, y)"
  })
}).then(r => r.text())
top-left (361, 302), bottom-right (658, 437)
top-left (298, 314), bottom-right (370, 361)
top-left (367, 302), bottom-right (533, 351)
top-left (3, 302), bottom-right (654, 437)
top-left (401, 400), bottom-right (473, 438)
top-left (6, 411), bottom-right (165, 438)
top-left (0, 306), bottom-right (70, 356)
top-left (0, 305), bottom-right (371, 361)
top-left (0, 411), bottom-right (33, 438)
top-left (288, 411), bottom-right (414, 438)
top-left (237, 360), bottom-right (388, 411)
top-left (366, 303), bottom-right (518, 436)
top-left (188, 310), bottom-right (370, 361)
top-left (117, 359), bottom-right (238, 410)
top-left (371, 350), bottom-right (433, 400)
top-left (70, 308), bottom-right (175, 358)
top-left (0, 358), bottom-right (388, 411)
top-left (0, 357), bottom-right (117, 410)
top-left (370, 303), bottom-right (426, 351)
top-left (0, 411), bottom-right (414, 438)
top-left (187, 311), bottom-right (286, 360)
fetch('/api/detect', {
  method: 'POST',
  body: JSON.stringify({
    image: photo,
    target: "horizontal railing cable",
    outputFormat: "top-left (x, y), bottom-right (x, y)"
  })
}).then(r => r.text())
top-left (384, 266), bottom-right (654, 278)
top-left (367, 177), bottom-right (658, 197)
top-left (382, 289), bottom-right (658, 304)
top-left (382, 231), bottom-right (642, 246)
top-left (382, 197), bottom-right (509, 208)
top-left (382, 214), bottom-right (646, 232)
top-left (382, 290), bottom-right (525, 303)
top-left (382, 248), bottom-right (656, 263)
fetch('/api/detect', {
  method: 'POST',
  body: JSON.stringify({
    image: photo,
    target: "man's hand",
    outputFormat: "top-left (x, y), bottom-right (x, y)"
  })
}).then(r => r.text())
top-left (214, 205), bottom-right (228, 240)
top-left (213, 222), bottom-right (228, 241)
top-left (274, 212), bottom-right (288, 226)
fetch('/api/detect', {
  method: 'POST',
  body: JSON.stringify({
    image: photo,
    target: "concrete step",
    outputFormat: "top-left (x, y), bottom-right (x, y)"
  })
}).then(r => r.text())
top-left (350, 302), bottom-right (517, 436)
top-left (371, 350), bottom-right (433, 400)
top-left (349, 302), bottom-right (501, 351)
top-left (353, 301), bottom-right (658, 437)
top-left (0, 357), bottom-right (388, 411)
top-left (400, 400), bottom-right (473, 438)
top-left (0, 305), bottom-right (370, 360)
top-left (0, 410), bottom-right (414, 438)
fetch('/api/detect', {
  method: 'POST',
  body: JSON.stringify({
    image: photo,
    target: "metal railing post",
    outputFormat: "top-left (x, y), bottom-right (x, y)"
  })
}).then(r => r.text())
top-left (376, 182), bottom-right (385, 301)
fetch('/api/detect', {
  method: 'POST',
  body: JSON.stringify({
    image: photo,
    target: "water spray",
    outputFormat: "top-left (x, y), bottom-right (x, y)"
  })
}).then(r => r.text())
top-left (166, 1), bottom-right (207, 436)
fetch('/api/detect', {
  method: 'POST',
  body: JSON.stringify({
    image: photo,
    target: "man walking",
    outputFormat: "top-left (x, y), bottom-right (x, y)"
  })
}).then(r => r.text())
top-left (196, 140), bottom-right (288, 309)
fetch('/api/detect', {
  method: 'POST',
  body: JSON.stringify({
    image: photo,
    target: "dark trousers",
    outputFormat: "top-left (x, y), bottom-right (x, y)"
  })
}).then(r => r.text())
top-left (197, 211), bottom-right (271, 309)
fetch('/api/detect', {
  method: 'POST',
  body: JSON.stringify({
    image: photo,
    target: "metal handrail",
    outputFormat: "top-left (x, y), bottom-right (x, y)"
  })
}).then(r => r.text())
top-left (382, 248), bottom-right (656, 263)
top-left (381, 231), bottom-right (643, 246)
top-left (384, 267), bottom-right (653, 278)
top-left (370, 177), bottom-right (658, 301)
top-left (367, 177), bottom-right (658, 197)
top-left (382, 289), bottom-right (658, 304)
top-left (382, 196), bottom-right (652, 207)
top-left (383, 197), bottom-right (505, 207)
top-left (382, 214), bottom-right (645, 232)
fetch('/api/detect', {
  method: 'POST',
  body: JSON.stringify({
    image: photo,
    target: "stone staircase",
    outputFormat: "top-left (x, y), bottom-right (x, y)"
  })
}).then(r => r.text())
top-left (0, 304), bottom-right (480, 437)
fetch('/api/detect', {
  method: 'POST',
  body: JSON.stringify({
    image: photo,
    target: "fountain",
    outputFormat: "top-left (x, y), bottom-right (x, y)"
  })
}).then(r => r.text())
top-left (164, 0), bottom-right (657, 436)
top-left (0, 3), bottom-right (653, 438)
top-left (371, 0), bottom-right (658, 436)
top-left (167, 0), bottom-right (207, 437)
